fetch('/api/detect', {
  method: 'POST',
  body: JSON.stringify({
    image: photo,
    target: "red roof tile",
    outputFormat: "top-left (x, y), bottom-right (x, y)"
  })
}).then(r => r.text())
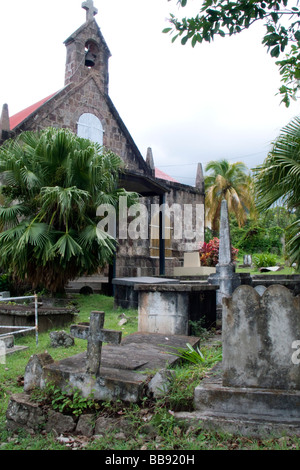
top-left (9, 92), bottom-right (58, 130)
top-left (155, 167), bottom-right (178, 183)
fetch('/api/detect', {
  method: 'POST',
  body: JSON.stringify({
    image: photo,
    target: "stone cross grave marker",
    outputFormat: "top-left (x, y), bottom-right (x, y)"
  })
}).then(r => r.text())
top-left (82, 0), bottom-right (98, 21)
top-left (70, 311), bottom-right (122, 376)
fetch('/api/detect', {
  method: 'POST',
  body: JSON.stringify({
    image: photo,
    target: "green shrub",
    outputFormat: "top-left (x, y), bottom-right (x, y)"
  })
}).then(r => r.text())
top-left (164, 343), bottom-right (222, 366)
top-left (31, 383), bottom-right (100, 417)
top-left (232, 225), bottom-right (284, 255)
top-left (0, 274), bottom-right (10, 292)
top-left (252, 253), bottom-right (278, 269)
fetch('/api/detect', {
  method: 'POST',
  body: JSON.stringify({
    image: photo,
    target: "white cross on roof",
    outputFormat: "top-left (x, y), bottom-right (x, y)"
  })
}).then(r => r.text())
top-left (82, 0), bottom-right (98, 21)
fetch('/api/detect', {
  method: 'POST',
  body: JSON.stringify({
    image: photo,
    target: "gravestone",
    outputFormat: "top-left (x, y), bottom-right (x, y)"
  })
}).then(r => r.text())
top-left (70, 311), bottom-right (122, 375)
top-left (208, 199), bottom-right (251, 314)
top-left (49, 330), bottom-right (75, 348)
top-left (187, 284), bottom-right (300, 437)
top-left (0, 339), bottom-right (5, 364)
top-left (222, 284), bottom-right (300, 390)
top-left (0, 334), bottom-right (28, 357)
top-left (243, 254), bottom-right (252, 267)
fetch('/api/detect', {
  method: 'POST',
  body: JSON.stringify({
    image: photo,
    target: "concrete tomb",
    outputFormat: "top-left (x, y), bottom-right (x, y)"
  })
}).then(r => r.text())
top-left (0, 301), bottom-right (77, 333)
top-left (177, 284), bottom-right (300, 437)
top-left (136, 282), bottom-right (218, 335)
top-left (113, 276), bottom-right (177, 309)
top-left (22, 311), bottom-right (200, 404)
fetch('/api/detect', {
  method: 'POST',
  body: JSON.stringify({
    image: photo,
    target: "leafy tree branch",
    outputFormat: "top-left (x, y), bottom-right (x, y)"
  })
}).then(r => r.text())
top-left (164, 0), bottom-right (300, 106)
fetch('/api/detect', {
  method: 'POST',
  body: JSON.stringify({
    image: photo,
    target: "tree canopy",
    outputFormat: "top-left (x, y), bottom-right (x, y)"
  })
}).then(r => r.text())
top-left (204, 159), bottom-right (255, 234)
top-left (164, 0), bottom-right (300, 106)
top-left (0, 128), bottom-right (135, 293)
top-left (253, 115), bottom-right (300, 268)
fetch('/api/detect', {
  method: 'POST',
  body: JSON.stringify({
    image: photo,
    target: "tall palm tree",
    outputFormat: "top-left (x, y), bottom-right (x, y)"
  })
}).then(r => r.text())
top-left (0, 127), bottom-right (135, 293)
top-left (205, 159), bottom-right (255, 234)
top-left (253, 116), bottom-right (300, 269)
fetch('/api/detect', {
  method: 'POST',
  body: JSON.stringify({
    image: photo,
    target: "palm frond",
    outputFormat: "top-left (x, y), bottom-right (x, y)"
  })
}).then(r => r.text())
top-left (51, 231), bottom-right (83, 262)
top-left (78, 224), bottom-right (116, 253)
top-left (285, 219), bottom-right (300, 269)
top-left (40, 186), bottom-right (90, 225)
top-left (0, 204), bottom-right (26, 228)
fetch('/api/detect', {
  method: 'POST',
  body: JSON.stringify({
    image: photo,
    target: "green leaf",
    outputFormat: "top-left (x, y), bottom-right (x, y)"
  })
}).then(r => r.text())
top-left (181, 35), bottom-right (189, 45)
top-left (271, 45), bottom-right (280, 57)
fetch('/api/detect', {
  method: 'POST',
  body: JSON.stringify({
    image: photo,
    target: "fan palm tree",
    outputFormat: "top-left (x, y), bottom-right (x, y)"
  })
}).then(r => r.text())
top-left (253, 116), bottom-right (300, 269)
top-left (205, 159), bottom-right (255, 234)
top-left (0, 127), bottom-right (135, 293)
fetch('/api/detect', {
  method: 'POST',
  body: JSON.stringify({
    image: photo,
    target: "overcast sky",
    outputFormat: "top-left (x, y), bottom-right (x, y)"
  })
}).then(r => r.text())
top-left (0, 0), bottom-right (299, 185)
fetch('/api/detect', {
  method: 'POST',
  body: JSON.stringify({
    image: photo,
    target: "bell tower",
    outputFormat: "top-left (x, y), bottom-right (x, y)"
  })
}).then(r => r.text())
top-left (64, 1), bottom-right (111, 94)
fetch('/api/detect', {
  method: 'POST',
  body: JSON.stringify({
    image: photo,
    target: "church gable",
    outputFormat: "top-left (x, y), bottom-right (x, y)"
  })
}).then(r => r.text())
top-left (8, 75), bottom-right (149, 174)
top-left (4, 0), bottom-right (151, 176)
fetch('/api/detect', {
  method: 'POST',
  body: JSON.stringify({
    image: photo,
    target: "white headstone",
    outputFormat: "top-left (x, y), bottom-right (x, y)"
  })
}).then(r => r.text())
top-left (0, 340), bottom-right (6, 364)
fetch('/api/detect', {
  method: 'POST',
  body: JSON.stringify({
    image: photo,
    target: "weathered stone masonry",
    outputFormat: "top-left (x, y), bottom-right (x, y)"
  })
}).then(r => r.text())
top-left (0, 2), bottom-right (205, 279)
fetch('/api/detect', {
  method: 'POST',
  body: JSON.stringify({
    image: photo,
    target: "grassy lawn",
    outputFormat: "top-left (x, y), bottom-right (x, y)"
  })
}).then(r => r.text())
top-left (237, 266), bottom-right (297, 275)
top-left (236, 253), bottom-right (298, 276)
top-left (0, 293), bottom-right (300, 451)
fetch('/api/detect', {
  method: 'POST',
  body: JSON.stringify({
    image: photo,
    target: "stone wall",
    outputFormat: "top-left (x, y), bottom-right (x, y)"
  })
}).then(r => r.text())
top-left (115, 182), bottom-right (205, 278)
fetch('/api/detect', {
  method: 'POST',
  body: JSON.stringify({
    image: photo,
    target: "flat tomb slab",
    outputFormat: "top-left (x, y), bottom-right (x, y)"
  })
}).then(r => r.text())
top-left (113, 277), bottom-right (178, 286)
top-left (113, 277), bottom-right (179, 309)
top-left (41, 332), bottom-right (201, 402)
top-left (47, 333), bottom-right (200, 373)
top-left (115, 332), bottom-right (201, 371)
top-left (121, 332), bottom-right (200, 348)
top-left (45, 350), bottom-right (149, 372)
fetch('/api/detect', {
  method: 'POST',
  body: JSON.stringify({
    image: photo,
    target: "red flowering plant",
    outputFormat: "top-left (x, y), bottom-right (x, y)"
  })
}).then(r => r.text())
top-left (199, 237), bottom-right (239, 267)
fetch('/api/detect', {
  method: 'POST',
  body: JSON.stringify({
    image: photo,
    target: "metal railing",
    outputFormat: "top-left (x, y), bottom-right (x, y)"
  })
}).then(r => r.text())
top-left (0, 294), bottom-right (38, 346)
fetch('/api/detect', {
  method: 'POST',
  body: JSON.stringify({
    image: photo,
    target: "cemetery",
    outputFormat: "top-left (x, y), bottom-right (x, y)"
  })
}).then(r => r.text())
top-left (0, 0), bottom-right (300, 452)
top-left (0, 198), bottom-right (300, 451)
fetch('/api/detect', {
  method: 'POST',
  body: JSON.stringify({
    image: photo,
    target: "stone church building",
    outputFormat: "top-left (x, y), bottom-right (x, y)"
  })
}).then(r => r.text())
top-left (0, 1), bottom-right (205, 281)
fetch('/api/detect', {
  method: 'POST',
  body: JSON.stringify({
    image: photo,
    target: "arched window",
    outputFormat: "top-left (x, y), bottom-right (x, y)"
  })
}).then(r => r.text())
top-left (77, 113), bottom-right (103, 145)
